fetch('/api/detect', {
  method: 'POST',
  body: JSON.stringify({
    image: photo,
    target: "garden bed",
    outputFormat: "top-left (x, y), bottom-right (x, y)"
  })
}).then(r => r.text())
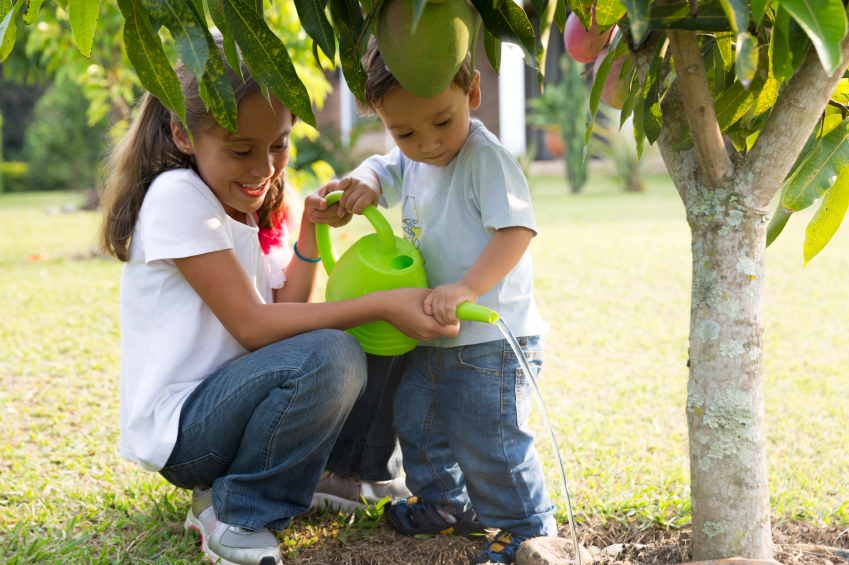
top-left (279, 517), bottom-right (849, 565)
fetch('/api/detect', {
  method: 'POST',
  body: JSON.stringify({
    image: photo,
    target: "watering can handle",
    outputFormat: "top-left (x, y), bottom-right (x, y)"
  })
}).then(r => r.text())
top-left (314, 191), bottom-right (397, 276)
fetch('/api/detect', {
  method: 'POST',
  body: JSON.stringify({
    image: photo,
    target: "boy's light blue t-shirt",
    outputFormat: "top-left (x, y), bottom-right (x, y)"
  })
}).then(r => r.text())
top-left (362, 119), bottom-right (549, 347)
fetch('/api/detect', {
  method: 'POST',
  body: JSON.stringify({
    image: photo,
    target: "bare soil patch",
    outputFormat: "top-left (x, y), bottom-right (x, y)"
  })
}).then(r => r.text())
top-left (281, 518), bottom-right (849, 565)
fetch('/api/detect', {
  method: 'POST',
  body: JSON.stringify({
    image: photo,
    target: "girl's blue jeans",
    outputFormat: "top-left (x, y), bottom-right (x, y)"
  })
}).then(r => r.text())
top-left (158, 329), bottom-right (406, 531)
top-left (395, 335), bottom-right (557, 539)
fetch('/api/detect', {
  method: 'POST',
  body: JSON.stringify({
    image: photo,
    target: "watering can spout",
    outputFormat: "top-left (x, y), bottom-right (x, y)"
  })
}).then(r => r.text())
top-left (315, 191), bottom-right (397, 276)
top-left (456, 303), bottom-right (500, 324)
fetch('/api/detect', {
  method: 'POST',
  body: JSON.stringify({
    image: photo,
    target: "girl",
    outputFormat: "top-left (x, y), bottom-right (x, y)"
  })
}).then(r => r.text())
top-left (100, 36), bottom-right (456, 565)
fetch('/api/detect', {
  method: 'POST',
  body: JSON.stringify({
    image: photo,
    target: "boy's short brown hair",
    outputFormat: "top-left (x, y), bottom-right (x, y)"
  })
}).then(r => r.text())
top-left (359, 37), bottom-right (474, 115)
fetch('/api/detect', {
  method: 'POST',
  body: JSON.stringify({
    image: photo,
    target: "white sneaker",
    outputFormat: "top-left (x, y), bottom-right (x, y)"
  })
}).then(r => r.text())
top-left (185, 487), bottom-right (282, 565)
top-left (310, 472), bottom-right (412, 513)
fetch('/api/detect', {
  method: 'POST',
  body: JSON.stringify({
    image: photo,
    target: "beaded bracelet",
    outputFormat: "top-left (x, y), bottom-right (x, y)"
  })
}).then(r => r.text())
top-left (293, 241), bottom-right (321, 263)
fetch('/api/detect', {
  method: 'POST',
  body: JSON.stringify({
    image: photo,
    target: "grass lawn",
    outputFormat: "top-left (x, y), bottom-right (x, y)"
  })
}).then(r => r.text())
top-left (1, 176), bottom-right (847, 564)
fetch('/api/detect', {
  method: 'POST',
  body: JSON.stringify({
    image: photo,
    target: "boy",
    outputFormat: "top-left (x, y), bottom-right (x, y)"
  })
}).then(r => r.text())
top-left (335, 40), bottom-right (556, 565)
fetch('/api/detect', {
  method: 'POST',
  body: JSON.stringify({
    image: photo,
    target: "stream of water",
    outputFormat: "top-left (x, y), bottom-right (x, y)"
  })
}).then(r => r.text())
top-left (495, 319), bottom-right (581, 565)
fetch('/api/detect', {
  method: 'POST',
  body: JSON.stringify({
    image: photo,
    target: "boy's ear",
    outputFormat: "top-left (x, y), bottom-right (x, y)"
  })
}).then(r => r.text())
top-left (170, 116), bottom-right (192, 153)
top-left (468, 71), bottom-right (482, 111)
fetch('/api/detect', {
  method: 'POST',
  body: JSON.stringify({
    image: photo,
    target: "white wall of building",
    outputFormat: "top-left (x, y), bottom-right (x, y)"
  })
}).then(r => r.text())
top-left (497, 43), bottom-right (527, 157)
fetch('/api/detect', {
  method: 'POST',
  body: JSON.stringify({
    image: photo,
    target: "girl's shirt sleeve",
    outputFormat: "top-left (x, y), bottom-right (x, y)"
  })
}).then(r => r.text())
top-left (361, 146), bottom-right (406, 208)
top-left (467, 144), bottom-right (538, 236)
top-left (139, 170), bottom-right (233, 268)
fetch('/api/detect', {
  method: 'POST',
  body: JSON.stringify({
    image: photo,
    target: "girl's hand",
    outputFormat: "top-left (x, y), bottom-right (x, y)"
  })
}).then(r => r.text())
top-left (337, 168), bottom-right (381, 216)
top-left (423, 282), bottom-right (479, 326)
top-left (305, 182), bottom-right (353, 228)
top-left (380, 288), bottom-right (459, 341)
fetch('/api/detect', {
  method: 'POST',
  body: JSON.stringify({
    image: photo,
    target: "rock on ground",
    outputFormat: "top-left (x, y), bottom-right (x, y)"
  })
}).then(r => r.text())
top-left (516, 537), bottom-right (594, 565)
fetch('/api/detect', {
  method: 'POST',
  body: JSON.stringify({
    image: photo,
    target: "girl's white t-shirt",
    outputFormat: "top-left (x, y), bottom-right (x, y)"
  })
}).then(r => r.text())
top-left (119, 169), bottom-right (274, 471)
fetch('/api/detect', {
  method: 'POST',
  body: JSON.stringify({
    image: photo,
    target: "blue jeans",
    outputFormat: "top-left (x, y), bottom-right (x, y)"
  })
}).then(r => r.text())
top-left (395, 335), bottom-right (557, 539)
top-left (325, 353), bottom-right (406, 481)
top-left (159, 329), bottom-right (368, 531)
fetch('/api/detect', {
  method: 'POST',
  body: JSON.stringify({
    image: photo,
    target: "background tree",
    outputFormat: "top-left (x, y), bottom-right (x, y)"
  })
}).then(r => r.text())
top-left (568, 0), bottom-right (849, 559)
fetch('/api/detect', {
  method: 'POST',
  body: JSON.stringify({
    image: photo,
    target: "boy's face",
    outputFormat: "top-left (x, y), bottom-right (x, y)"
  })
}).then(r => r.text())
top-left (376, 72), bottom-right (481, 167)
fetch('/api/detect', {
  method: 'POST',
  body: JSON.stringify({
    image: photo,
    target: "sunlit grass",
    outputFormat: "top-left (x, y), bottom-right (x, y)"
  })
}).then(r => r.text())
top-left (1, 178), bottom-right (846, 563)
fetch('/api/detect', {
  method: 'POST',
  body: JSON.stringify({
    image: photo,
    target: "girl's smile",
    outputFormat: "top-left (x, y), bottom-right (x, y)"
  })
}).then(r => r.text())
top-left (235, 179), bottom-right (271, 199)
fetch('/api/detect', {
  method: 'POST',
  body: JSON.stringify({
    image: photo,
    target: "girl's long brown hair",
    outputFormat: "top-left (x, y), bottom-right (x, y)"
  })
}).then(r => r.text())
top-left (99, 34), bottom-right (300, 262)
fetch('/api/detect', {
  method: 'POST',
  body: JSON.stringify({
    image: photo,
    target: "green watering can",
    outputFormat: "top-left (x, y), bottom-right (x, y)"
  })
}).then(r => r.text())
top-left (315, 191), bottom-right (499, 356)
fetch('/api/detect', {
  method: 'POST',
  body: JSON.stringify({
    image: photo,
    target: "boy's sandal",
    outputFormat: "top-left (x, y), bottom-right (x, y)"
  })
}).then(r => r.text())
top-left (385, 497), bottom-right (489, 538)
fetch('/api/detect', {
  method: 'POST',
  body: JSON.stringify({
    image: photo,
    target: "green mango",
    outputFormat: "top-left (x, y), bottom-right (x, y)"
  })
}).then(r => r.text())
top-left (376, 0), bottom-right (474, 98)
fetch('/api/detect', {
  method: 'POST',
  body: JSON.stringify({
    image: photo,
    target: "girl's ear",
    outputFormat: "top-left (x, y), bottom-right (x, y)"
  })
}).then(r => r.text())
top-left (170, 116), bottom-right (193, 154)
top-left (468, 71), bottom-right (482, 111)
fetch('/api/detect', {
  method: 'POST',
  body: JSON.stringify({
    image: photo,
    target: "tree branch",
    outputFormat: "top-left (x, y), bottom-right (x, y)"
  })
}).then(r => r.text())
top-left (744, 37), bottom-right (849, 208)
top-left (627, 30), bottom-right (702, 206)
top-left (665, 28), bottom-right (732, 188)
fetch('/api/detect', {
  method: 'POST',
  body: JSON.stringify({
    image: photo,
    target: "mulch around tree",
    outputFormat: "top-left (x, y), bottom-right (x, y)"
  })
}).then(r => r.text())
top-left (280, 517), bottom-right (849, 565)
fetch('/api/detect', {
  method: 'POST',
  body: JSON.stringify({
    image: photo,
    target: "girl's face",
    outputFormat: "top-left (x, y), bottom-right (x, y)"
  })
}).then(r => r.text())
top-left (172, 92), bottom-right (293, 223)
top-left (376, 72), bottom-right (481, 167)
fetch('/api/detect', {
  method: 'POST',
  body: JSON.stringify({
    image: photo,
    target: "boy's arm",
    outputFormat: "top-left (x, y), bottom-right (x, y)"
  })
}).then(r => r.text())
top-left (425, 226), bottom-right (534, 325)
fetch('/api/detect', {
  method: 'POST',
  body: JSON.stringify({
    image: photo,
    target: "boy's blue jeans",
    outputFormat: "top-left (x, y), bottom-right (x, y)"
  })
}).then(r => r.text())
top-left (395, 335), bottom-right (557, 539)
top-left (158, 329), bottom-right (369, 531)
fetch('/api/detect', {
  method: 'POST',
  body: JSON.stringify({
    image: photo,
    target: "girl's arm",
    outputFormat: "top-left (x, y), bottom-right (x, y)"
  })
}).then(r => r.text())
top-left (273, 184), bottom-right (354, 304)
top-left (174, 249), bottom-right (456, 351)
top-left (424, 226), bottom-right (534, 325)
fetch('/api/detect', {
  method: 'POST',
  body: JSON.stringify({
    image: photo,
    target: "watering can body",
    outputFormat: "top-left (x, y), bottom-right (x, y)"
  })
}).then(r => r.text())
top-left (315, 192), bottom-right (499, 356)
top-left (316, 192), bottom-right (428, 355)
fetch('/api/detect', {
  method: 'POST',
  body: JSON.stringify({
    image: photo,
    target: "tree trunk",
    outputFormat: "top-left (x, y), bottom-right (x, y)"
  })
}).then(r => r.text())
top-left (685, 181), bottom-right (772, 560)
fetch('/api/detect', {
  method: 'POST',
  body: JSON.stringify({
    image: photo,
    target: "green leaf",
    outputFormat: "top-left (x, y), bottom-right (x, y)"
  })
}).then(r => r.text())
top-left (735, 32), bottom-right (757, 88)
top-left (621, 0), bottom-right (650, 45)
top-left (750, 0), bottom-right (769, 28)
top-left (22, 0), bottom-right (46, 24)
top-left (595, 0), bottom-right (626, 33)
top-left (553, 0), bottom-right (566, 33)
top-left (803, 165), bottom-right (849, 264)
top-left (143, 0), bottom-right (209, 80)
top-left (334, 13), bottom-right (368, 103)
top-left (184, 0), bottom-right (238, 133)
top-left (69, 0), bottom-right (99, 57)
top-left (673, 65), bottom-right (769, 150)
top-left (207, 0), bottom-right (244, 82)
top-left (117, 0), bottom-right (186, 126)
top-left (769, 6), bottom-right (812, 82)
top-left (621, 0), bottom-right (732, 32)
top-left (328, 0), bottom-right (362, 37)
top-left (619, 52), bottom-right (633, 83)
top-left (411, 0), bottom-right (425, 30)
top-left (1, 0), bottom-right (26, 62)
top-left (643, 36), bottom-right (668, 145)
top-left (529, 0), bottom-right (548, 22)
top-left (779, 0), bottom-right (847, 76)
top-left (766, 203), bottom-right (792, 246)
top-left (470, 14), bottom-right (481, 78)
top-left (782, 116), bottom-right (849, 212)
top-left (470, 0), bottom-right (538, 69)
top-left (293, 0), bottom-right (335, 61)
top-left (564, 0), bottom-right (588, 30)
top-left (484, 26), bottom-right (501, 74)
top-left (717, 0), bottom-right (748, 33)
top-left (713, 32), bottom-right (733, 94)
top-left (620, 72), bottom-right (640, 130)
top-left (224, 0), bottom-right (317, 126)
top-left (633, 87), bottom-right (645, 160)
top-left (585, 33), bottom-right (626, 148)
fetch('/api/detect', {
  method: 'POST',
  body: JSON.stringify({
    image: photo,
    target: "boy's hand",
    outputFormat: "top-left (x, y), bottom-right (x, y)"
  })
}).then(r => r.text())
top-left (424, 282), bottom-right (479, 326)
top-left (305, 182), bottom-right (353, 228)
top-left (337, 168), bottom-right (381, 216)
